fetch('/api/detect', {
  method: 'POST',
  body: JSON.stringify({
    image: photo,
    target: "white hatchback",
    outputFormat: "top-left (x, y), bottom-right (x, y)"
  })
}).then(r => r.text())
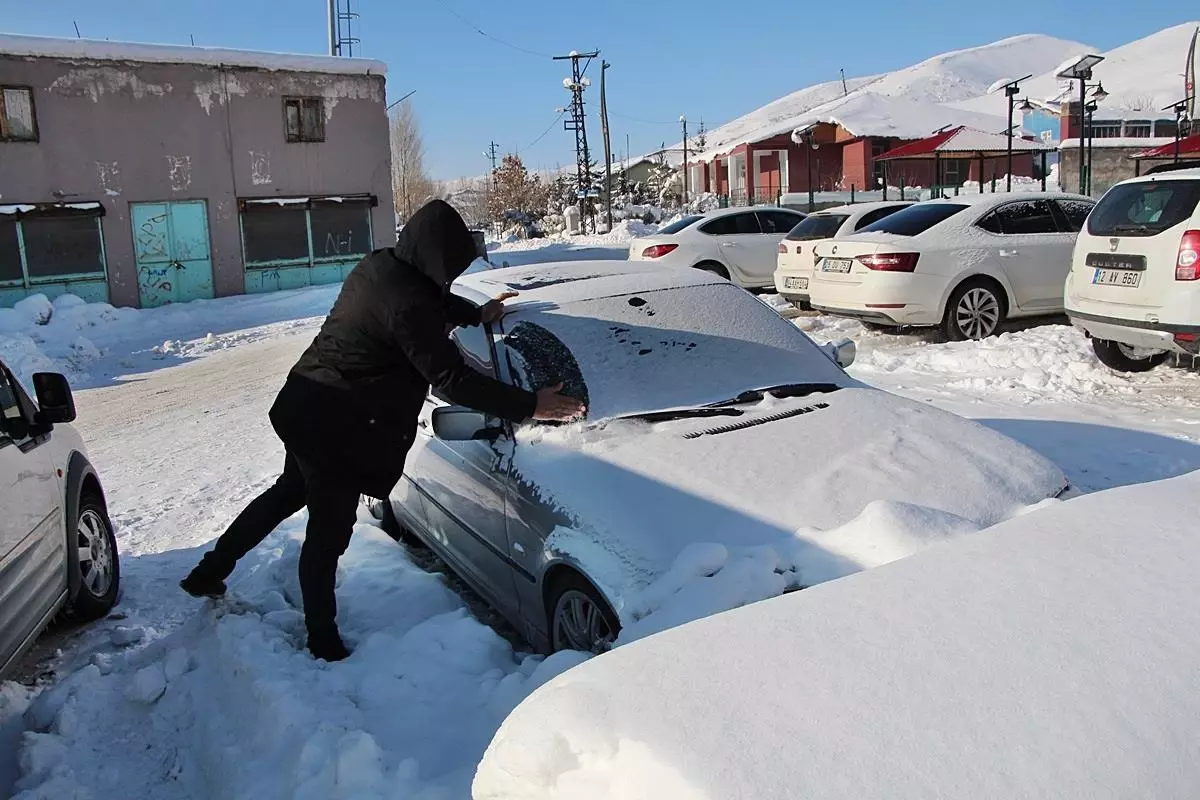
top-left (628, 206), bottom-right (807, 289)
top-left (773, 201), bottom-right (913, 308)
top-left (809, 192), bottom-right (1095, 339)
top-left (1065, 166), bottom-right (1200, 372)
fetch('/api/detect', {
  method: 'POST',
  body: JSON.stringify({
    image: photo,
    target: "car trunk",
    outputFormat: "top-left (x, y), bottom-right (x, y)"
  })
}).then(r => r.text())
top-left (628, 236), bottom-right (677, 262)
top-left (810, 234), bottom-right (910, 293)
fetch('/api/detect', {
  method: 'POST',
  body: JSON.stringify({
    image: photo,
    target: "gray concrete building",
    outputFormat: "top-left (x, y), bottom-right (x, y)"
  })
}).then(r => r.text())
top-left (0, 34), bottom-right (392, 308)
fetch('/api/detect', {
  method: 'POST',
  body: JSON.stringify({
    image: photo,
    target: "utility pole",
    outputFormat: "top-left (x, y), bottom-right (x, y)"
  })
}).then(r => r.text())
top-left (485, 141), bottom-right (499, 181)
top-left (681, 116), bottom-right (689, 207)
top-left (600, 60), bottom-right (614, 232)
top-left (840, 68), bottom-right (848, 96)
top-left (555, 50), bottom-right (600, 234)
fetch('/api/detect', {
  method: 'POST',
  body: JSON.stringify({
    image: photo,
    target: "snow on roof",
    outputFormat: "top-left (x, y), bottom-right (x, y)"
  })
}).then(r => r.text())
top-left (0, 32), bottom-right (386, 75)
top-left (1019, 22), bottom-right (1199, 119)
top-left (475, 470), bottom-right (1200, 800)
top-left (689, 34), bottom-right (1087, 161)
top-left (1131, 133), bottom-right (1200, 159)
top-left (1060, 136), bottom-right (1175, 150)
top-left (877, 126), bottom-right (1054, 160)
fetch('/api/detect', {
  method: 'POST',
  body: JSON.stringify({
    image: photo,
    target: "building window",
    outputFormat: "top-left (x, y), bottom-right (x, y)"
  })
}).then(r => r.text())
top-left (240, 196), bottom-right (375, 268)
top-left (1154, 119), bottom-right (1179, 138)
top-left (1085, 121), bottom-right (1122, 139)
top-left (284, 97), bottom-right (325, 143)
top-left (1123, 120), bottom-right (1152, 138)
top-left (0, 205), bottom-right (107, 286)
top-left (0, 87), bottom-right (37, 142)
top-left (942, 159), bottom-right (966, 186)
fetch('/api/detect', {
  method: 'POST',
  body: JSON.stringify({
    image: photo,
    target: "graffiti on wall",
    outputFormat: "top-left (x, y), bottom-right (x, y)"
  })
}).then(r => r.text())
top-left (96, 161), bottom-right (122, 197)
top-left (249, 151), bottom-right (272, 185)
top-left (166, 155), bottom-right (192, 192)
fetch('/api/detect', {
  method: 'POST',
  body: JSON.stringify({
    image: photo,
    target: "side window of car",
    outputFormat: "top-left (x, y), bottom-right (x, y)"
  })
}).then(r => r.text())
top-left (1054, 199), bottom-right (1095, 232)
top-left (993, 200), bottom-right (1058, 234)
top-left (700, 213), bottom-right (759, 236)
top-left (855, 206), bottom-right (902, 230)
top-left (975, 211), bottom-right (1004, 234)
top-left (733, 212), bottom-right (762, 235)
top-left (757, 211), bottom-right (801, 234)
top-left (0, 367), bottom-right (26, 446)
top-left (498, 320), bottom-right (590, 417)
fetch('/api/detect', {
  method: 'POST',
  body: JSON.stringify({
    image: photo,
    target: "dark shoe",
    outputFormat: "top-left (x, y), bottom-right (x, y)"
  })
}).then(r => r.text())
top-left (180, 570), bottom-right (227, 599)
top-left (307, 629), bottom-right (351, 662)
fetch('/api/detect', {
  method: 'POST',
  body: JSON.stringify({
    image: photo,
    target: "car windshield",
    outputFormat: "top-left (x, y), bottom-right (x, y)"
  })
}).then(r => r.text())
top-left (858, 203), bottom-right (968, 236)
top-left (657, 215), bottom-right (704, 235)
top-left (786, 214), bottom-right (849, 241)
top-left (1087, 180), bottom-right (1200, 237)
top-left (499, 284), bottom-right (849, 420)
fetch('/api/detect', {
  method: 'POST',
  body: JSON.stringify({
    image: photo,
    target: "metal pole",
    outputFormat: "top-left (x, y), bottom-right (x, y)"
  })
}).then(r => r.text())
top-left (328, 0), bottom-right (338, 55)
top-left (1041, 150), bottom-right (1047, 191)
top-left (807, 137), bottom-right (814, 212)
top-left (1176, 107), bottom-right (1183, 163)
top-left (1078, 76), bottom-right (1087, 193)
top-left (601, 61), bottom-right (613, 231)
top-left (1006, 91), bottom-right (1014, 192)
top-left (682, 117), bottom-right (689, 207)
top-left (1086, 105), bottom-right (1095, 195)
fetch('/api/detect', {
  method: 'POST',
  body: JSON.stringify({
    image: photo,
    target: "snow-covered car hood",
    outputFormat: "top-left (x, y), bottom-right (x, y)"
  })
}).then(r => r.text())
top-left (475, 471), bottom-right (1200, 800)
top-left (513, 386), bottom-right (1065, 621)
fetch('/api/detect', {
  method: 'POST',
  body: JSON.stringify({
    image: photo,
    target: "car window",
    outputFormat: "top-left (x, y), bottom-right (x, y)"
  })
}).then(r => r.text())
top-left (1054, 199), bottom-right (1095, 232)
top-left (786, 214), bottom-right (848, 241)
top-left (0, 367), bottom-right (30, 445)
top-left (1087, 180), bottom-right (1200, 237)
top-left (431, 319), bottom-right (496, 403)
top-left (498, 320), bottom-right (590, 418)
top-left (854, 205), bottom-right (910, 230)
top-left (859, 203), bottom-right (968, 236)
top-left (700, 213), bottom-right (760, 236)
top-left (993, 200), bottom-right (1058, 234)
top-left (975, 212), bottom-right (1004, 234)
top-left (658, 215), bottom-right (704, 235)
top-left (757, 211), bottom-right (803, 234)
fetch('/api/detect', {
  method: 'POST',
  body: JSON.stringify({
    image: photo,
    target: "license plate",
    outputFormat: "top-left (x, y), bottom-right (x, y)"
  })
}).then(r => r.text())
top-left (784, 277), bottom-right (808, 290)
top-left (1092, 268), bottom-right (1142, 288)
top-left (821, 258), bottom-right (853, 273)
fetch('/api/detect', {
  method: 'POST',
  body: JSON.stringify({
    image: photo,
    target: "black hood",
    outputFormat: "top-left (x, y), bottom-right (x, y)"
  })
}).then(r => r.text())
top-left (394, 200), bottom-right (477, 290)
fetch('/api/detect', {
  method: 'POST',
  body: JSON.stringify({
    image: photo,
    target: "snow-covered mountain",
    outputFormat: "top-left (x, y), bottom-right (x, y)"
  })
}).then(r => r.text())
top-left (999, 22), bottom-right (1200, 120)
top-left (694, 34), bottom-right (1091, 159)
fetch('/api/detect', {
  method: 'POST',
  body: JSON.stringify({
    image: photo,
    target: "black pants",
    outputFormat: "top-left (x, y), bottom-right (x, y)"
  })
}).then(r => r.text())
top-left (194, 452), bottom-right (360, 639)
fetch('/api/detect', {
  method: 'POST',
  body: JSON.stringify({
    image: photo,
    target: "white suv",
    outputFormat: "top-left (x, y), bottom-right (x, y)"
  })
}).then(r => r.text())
top-left (1065, 166), bottom-right (1200, 372)
top-left (0, 363), bottom-right (118, 679)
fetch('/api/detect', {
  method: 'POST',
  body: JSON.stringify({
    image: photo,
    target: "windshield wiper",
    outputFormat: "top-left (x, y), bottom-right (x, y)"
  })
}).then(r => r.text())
top-left (710, 383), bottom-right (842, 407)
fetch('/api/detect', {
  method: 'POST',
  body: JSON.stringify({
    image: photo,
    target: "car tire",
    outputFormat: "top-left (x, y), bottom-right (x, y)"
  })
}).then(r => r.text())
top-left (66, 493), bottom-right (120, 621)
top-left (1091, 338), bottom-right (1168, 373)
top-left (364, 495), bottom-right (428, 549)
top-left (547, 571), bottom-right (620, 654)
top-left (693, 261), bottom-right (730, 280)
top-left (943, 278), bottom-right (1007, 341)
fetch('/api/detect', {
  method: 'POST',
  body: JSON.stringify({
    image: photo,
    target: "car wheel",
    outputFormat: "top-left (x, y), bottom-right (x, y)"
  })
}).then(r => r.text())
top-left (693, 261), bottom-right (730, 280)
top-left (66, 493), bottom-right (120, 621)
top-left (943, 279), bottom-right (1006, 341)
top-left (1091, 338), bottom-right (1168, 373)
top-left (548, 572), bottom-right (620, 654)
top-left (364, 495), bottom-right (427, 549)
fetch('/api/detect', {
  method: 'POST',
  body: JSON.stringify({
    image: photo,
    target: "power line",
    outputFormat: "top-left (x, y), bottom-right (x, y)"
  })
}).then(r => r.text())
top-left (516, 111), bottom-right (566, 154)
top-left (435, 0), bottom-right (554, 59)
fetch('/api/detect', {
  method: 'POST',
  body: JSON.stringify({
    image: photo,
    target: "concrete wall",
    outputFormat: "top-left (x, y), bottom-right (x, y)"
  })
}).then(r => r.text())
top-left (1059, 145), bottom-right (1145, 196)
top-left (0, 54), bottom-right (392, 307)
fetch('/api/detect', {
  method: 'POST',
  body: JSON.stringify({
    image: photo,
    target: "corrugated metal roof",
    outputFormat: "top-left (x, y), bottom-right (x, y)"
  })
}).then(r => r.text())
top-left (876, 126), bottom-right (1054, 160)
top-left (1131, 133), bottom-right (1200, 159)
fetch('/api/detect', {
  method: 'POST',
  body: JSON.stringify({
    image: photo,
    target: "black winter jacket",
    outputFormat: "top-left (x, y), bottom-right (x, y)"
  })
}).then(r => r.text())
top-left (269, 200), bottom-right (537, 497)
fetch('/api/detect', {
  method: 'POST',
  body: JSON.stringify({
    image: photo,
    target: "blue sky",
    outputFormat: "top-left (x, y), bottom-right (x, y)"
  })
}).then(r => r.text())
top-left (4, 1), bottom-right (1193, 179)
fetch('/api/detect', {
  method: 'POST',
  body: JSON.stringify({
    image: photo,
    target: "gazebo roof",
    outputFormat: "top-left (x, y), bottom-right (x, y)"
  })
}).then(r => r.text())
top-left (876, 126), bottom-right (1054, 161)
top-left (1130, 134), bottom-right (1200, 160)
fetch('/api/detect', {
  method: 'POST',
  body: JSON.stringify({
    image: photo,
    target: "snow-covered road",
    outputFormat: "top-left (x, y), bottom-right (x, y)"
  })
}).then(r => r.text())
top-left (4, 234), bottom-right (1200, 798)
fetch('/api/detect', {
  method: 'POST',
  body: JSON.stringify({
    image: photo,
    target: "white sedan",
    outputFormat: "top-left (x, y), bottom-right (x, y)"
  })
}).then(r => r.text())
top-left (808, 192), bottom-right (1095, 339)
top-left (628, 206), bottom-right (807, 289)
top-left (774, 201), bottom-right (913, 308)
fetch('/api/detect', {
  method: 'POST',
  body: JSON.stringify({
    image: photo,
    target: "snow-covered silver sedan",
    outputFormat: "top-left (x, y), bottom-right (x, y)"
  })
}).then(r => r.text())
top-left (376, 261), bottom-right (1067, 653)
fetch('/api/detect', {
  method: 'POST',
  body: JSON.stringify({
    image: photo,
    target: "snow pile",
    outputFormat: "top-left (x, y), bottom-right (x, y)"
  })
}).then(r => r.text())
top-left (475, 470), bottom-right (1200, 800)
top-left (0, 286), bottom-right (338, 389)
top-left (10, 513), bottom-right (587, 799)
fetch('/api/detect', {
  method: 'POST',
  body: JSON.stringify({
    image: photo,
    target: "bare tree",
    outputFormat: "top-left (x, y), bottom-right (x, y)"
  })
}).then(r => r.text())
top-left (390, 102), bottom-right (435, 222)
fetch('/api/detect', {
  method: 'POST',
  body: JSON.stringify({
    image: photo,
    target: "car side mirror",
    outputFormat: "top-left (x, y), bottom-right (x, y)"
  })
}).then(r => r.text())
top-left (431, 406), bottom-right (504, 442)
top-left (822, 338), bottom-right (856, 369)
top-left (32, 372), bottom-right (77, 425)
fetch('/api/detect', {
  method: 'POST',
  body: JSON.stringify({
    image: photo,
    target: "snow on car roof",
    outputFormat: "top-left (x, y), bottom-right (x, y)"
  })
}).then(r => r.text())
top-left (0, 32), bottom-right (386, 75)
top-left (475, 470), bottom-right (1200, 800)
top-left (921, 190), bottom-right (1093, 207)
top-left (455, 260), bottom-right (724, 307)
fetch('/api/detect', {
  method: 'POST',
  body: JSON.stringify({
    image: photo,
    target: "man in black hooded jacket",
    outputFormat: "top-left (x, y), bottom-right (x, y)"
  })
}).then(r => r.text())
top-left (179, 200), bottom-right (585, 661)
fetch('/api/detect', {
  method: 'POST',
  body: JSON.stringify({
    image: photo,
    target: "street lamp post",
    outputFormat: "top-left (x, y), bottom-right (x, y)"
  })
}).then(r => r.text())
top-left (1000, 75), bottom-right (1033, 192)
top-left (1056, 55), bottom-right (1106, 195)
top-left (1164, 98), bottom-right (1194, 163)
top-left (791, 124), bottom-right (819, 212)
